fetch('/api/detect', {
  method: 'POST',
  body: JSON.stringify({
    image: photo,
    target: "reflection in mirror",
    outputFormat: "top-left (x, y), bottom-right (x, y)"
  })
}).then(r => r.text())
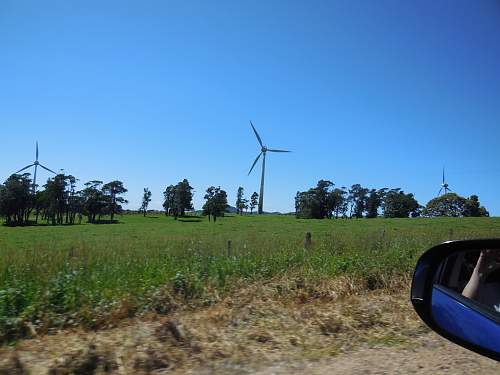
top-left (431, 248), bottom-right (500, 354)
top-left (437, 249), bottom-right (500, 314)
top-left (462, 250), bottom-right (500, 311)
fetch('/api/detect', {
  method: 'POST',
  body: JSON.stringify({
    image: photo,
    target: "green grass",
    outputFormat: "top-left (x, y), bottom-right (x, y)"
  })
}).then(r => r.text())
top-left (1, 214), bottom-right (500, 342)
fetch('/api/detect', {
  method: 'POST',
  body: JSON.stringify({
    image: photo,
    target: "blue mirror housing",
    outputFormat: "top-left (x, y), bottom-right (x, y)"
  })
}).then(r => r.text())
top-left (411, 239), bottom-right (500, 361)
top-left (432, 285), bottom-right (500, 354)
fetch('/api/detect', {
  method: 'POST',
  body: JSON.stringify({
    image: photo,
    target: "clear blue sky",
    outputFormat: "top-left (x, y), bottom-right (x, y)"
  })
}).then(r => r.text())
top-left (1, 1), bottom-right (500, 214)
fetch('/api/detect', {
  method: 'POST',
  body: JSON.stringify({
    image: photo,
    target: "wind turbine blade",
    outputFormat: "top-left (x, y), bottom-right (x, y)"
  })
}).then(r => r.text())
top-left (39, 164), bottom-right (57, 174)
top-left (267, 149), bottom-right (291, 153)
top-left (438, 187), bottom-right (443, 196)
top-left (248, 152), bottom-right (262, 175)
top-left (15, 164), bottom-right (34, 174)
top-left (36, 141), bottom-right (39, 161)
top-left (442, 168), bottom-right (445, 184)
top-left (250, 121), bottom-right (263, 147)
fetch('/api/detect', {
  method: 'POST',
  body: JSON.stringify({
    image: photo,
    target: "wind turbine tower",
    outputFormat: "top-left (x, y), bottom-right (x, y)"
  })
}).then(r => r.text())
top-left (437, 167), bottom-right (452, 196)
top-left (13, 142), bottom-right (57, 192)
top-left (247, 121), bottom-right (291, 214)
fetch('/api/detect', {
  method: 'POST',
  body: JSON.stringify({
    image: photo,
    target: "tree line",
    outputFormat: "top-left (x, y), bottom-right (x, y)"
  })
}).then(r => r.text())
top-left (0, 173), bottom-right (127, 226)
top-left (0, 173), bottom-right (253, 226)
top-left (295, 180), bottom-right (489, 219)
top-left (2, 173), bottom-right (489, 226)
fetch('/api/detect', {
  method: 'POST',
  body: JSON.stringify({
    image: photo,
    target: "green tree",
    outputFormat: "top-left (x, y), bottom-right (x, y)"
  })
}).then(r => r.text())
top-left (162, 180), bottom-right (194, 219)
top-left (463, 195), bottom-right (489, 217)
top-left (64, 175), bottom-right (80, 224)
top-left (81, 180), bottom-right (106, 223)
top-left (250, 192), bottom-right (259, 214)
top-left (365, 188), bottom-right (387, 218)
top-left (175, 179), bottom-right (194, 217)
top-left (348, 184), bottom-right (369, 218)
top-left (294, 191), bottom-right (300, 215)
top-left (424, 193), bottom-right (488, 217)
top-left (383, 189), bottom-right (421, 218)
top-left (0, 174), bottom-right (33, 226)
top-left (42, 174), bottom-right (68, 225)
top-left (328, 187), bottom-right (348, 219)
top-left (235, 187), bottom-right (248, 215)
top-left (295, 190), bottom-right (322, 219)
top-left (141, 188), bottom-right (152, 217)
top-left (33, 189), bottom-right (46, 224)
top-left (315, 180), bottom-right (334, 218)
top-left (162, 185), bottom-right (176, 216)
top-left (102, 181), bottom-right (128, 221)
top-left (202, 186), bottom-right (228, 222)
top-left (295, 180), bottom-right (338, 219)
top-left (424, 193), bottom-right (465, 217)
top-left (39, 174), bottom-right (85, 225)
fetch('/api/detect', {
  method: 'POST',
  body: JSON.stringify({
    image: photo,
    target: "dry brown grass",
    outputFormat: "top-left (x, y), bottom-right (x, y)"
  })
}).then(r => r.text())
top-left (0, 275), bottom-right (429, 374)
top-left (0, 352), bottom-right (26, 375)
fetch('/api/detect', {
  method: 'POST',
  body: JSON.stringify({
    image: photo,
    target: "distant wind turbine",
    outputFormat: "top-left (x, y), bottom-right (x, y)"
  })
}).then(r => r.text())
top-left (247, 121), bottom-right (291, 214)
top-left (437, 167), bottom-right (452, 196)
top-left (13, 142), bottom-right (57, 192)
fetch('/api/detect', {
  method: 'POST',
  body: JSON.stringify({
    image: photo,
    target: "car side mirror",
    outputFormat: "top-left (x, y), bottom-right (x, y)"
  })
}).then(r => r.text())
top-left (411, 239), bottom-right (500, 361)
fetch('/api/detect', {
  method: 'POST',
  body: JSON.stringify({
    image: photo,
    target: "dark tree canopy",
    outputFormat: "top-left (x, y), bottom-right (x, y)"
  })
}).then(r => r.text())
top-left (0, 173), bottom-right (128, 226)
top-left (328, 188), bottom-right (348, 219)
top-left (102, 180), bottom-right (128, 221)
top-left (315, 180), bottom-right (334, 219)
top-left (163, 185), bottom-right (176, 216)
top-left (162, 179), bottom-right (194, 218)
top-left (81, 180), bottom-right (107, 223)
top-left (296, 181), bottom-right (422, 219)
top-left (295, 189), bottom-right (322, 219)
top-left (349, 184), bottom-right (369, 219)
top-left (202, 186), bottom-right (228, 222)
top-left (0, 174), bottom-right (33, 225)
top-left (176, 179), bottom-right (194, 216)
top-left (463, 195), bottom-right (489, 217)
top-left (235, 187), bottom-right (248, 215)
top-left (424, 193), bottom-right (489, 218)
top-left (382, 189), bottom-right (421, 218)
top-left (140, 188), bottom-right (152, 217)
top-left (365, 189), bottom-right (387, 218)
top-left (42, 174), bottom-right (68, 225)
top-left (295, 180), bottom-right (345, 219)
top-left (250, 192), bottom-right (259, 214)
top-left (36, 174), bottom-right (86, 225)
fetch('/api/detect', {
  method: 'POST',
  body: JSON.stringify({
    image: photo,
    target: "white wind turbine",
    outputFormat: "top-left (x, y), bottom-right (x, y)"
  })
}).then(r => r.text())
top-left (13, 142), bottom-right (57, 192)
top-left (247, 121), bottom-right (291, 214)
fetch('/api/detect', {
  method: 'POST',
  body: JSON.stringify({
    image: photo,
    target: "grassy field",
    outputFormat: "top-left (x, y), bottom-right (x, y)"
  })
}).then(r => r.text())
top-left (1, 214), bottom-right (500, 342)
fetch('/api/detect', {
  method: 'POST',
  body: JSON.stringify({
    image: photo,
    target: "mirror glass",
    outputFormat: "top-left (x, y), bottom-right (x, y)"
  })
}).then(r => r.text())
top-left (432, 248), bottom-right (500, 354)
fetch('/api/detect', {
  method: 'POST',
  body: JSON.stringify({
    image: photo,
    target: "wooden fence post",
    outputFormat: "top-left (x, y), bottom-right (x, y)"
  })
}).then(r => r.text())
top-left (304, 232), bottom-right (312, 251)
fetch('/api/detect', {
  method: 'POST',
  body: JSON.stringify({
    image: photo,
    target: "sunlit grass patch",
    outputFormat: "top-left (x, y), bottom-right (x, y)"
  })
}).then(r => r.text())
top-left (0, 214), bottom-right (499, 342)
